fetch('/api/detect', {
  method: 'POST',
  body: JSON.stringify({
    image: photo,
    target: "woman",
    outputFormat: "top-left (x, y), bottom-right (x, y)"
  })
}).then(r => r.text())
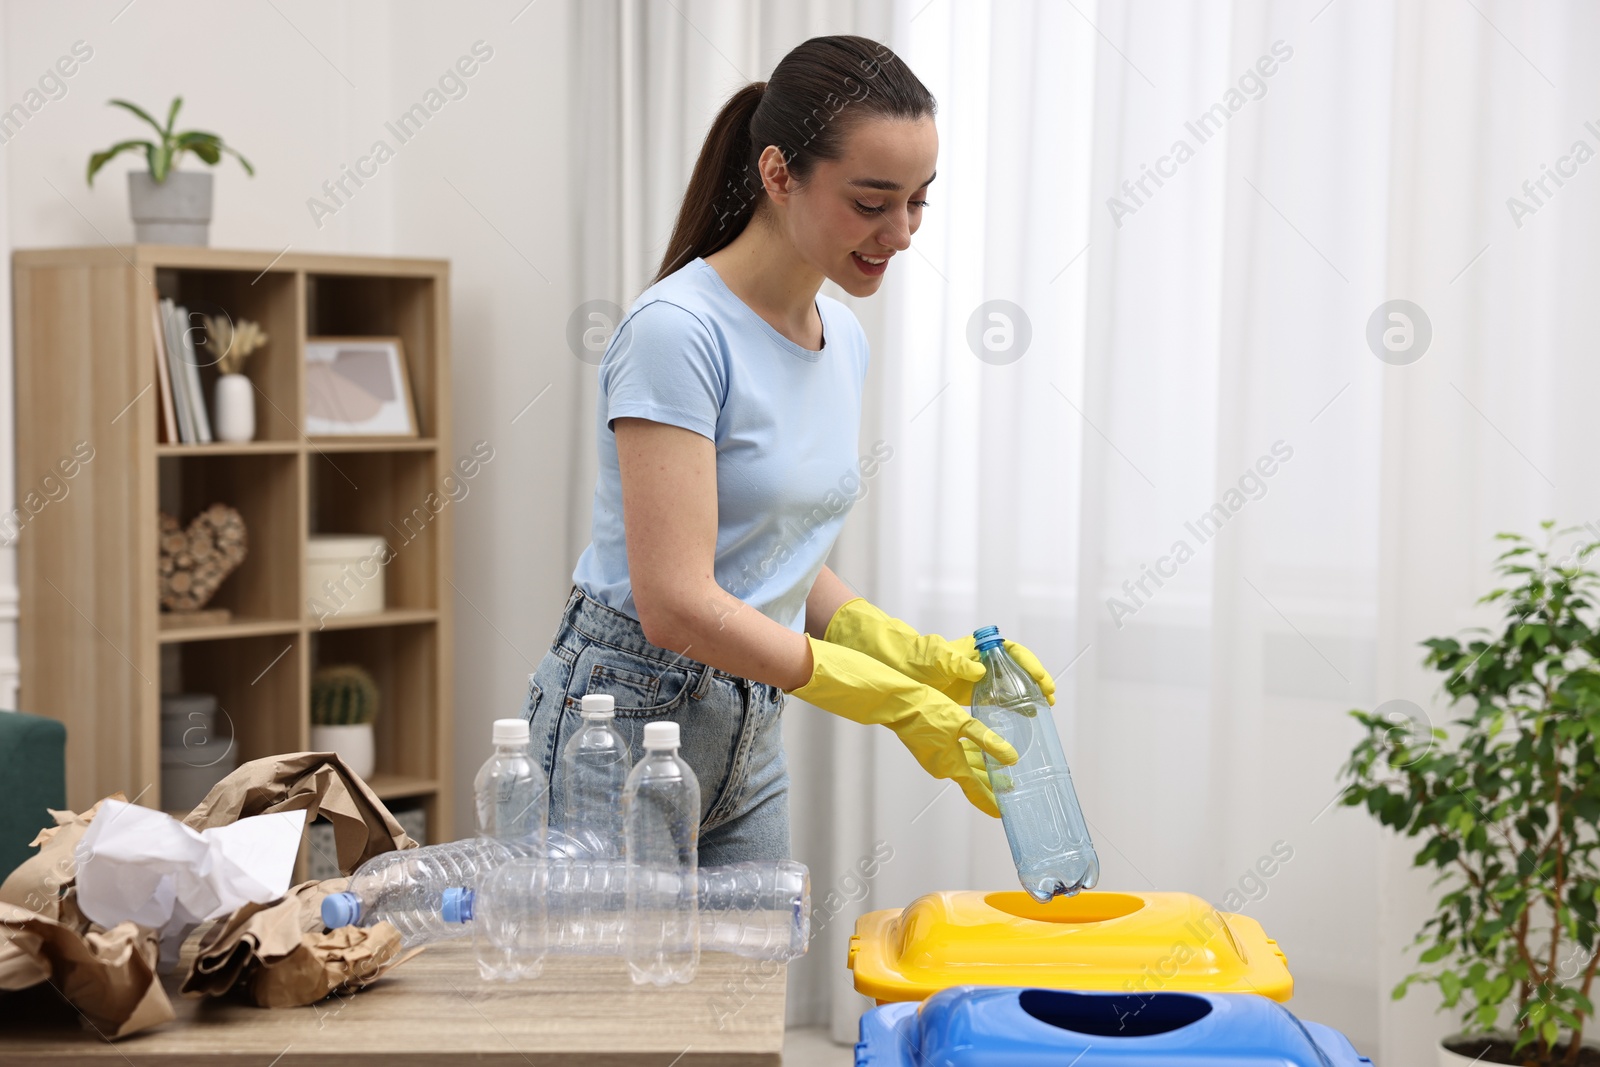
top-left (522, 34), bottom-right (1057, 867)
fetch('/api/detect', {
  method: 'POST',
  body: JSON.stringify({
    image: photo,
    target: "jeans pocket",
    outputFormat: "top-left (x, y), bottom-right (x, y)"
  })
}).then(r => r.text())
top-left (569, 644), bottom-right (697, 717)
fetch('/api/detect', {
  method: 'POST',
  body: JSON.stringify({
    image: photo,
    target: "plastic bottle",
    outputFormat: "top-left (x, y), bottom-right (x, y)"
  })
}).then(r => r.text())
top-left (320, 836), bottom-right (528, 947)
top-left (475, 717), bottom-right (548, 847)
top-left (559, 694), bottom-right (631, 856)
top-left (320, 828), bottom-right (603, 950)
top-left (555, 694), bottom-right (632, 953)
top-left (969, 625), bottom-right (1099, 900)
top-left (623, 720), bottom-right (700, 985)
top-left (458, 857), bottom-right (810, 962)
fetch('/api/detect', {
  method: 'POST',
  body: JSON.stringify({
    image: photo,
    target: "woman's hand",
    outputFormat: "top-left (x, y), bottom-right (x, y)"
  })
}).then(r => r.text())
top-left (823, 596), bottom-right (1057, 706)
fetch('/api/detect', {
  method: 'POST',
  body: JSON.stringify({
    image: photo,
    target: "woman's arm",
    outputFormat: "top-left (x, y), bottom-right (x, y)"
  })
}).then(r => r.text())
top-left (615, 416), bottom-right (815, 691)
top-left (804, 564), bottom-right (858, 640)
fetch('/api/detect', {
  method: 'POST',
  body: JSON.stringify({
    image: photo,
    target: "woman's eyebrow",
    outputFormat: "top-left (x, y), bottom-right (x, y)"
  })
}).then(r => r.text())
top-left (847, 171), bottom-right (937, 192)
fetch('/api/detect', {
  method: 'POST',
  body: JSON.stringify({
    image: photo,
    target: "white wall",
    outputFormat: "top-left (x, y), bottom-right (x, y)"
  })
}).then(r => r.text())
top-left (0, 0), bottom-right (581, 839)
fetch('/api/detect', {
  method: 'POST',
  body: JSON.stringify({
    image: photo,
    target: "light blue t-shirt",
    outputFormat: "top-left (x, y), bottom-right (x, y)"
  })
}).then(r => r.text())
top-left (571, 257), bottom-right (870, 634)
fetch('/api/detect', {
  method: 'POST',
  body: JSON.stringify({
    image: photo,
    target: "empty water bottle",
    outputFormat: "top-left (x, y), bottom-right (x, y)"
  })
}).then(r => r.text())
top-left (457, 857), bottom-right (810, 964)
top-left (624, 720), bottom-right (700, 985)
top-left (475, 717), bottom-right (548, 847)
top-left (560, 694), bottom-right (631, 856)
top-left (970, 625), bottom-right (1099, 900)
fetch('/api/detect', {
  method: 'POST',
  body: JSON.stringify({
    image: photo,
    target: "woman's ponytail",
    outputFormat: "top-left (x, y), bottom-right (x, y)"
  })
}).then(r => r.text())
top-left (652, 36), bottom-right (934, 286)
top-left (655, 82), bottom-right (766, 283)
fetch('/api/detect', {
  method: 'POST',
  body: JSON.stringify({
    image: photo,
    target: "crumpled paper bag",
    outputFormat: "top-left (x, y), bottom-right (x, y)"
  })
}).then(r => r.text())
top-left (0, 904), bottom-right (173, 1037)
top-left (0, 753), bottom-right (421, 1036)
top-left (0, 794), bottom-right (177, 1038)
top-left (183, 752), bottom-right (418, 875)
top-left (0, 794), bottom-right (125, 929)
top-left (180, 878), bottom-right (421, 1007)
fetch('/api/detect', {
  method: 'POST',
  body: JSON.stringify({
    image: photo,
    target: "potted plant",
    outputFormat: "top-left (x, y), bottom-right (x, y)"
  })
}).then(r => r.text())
top-left (86, 96), bottom-right (253, 246)
top-left (310, 664), bottom-right (380, 780)
top-left (1340, 522), bottom-right (1600, 1065)
top-left (201, 315), bottom-right (268, 443)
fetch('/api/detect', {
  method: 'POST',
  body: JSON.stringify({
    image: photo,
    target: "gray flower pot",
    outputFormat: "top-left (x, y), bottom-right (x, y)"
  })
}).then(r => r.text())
top-left (128, 169), bottom-right (213, 245)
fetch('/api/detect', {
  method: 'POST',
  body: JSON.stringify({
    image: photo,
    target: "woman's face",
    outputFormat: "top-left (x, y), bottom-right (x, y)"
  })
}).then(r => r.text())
top-left (772, 115), bottom-right (938, 298)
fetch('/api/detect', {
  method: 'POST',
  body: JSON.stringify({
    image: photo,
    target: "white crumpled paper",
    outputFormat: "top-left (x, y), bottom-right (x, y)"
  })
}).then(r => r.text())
top-left (73, 799), bottom-right (307, 967)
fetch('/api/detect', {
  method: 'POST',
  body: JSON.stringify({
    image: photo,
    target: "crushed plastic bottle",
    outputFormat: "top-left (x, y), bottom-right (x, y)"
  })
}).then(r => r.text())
top-left (970, 625), bottom-right (1099, 900)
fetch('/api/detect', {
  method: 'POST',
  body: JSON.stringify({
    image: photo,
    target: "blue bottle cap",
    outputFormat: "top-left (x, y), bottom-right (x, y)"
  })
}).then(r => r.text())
top-left (973, 625), bottom-right (1005, 652)
top-left (321, 891), bottom-right (361, 929)
top-left (441, 887), bottom-right (474, 923)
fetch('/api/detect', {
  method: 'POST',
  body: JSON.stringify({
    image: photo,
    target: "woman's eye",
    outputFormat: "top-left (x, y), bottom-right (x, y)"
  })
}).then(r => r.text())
top-left (855, 199), bottom-right (931, 215)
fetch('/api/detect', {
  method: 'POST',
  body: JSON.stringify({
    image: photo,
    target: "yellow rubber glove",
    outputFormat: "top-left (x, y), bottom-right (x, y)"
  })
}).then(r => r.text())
top-left (823, 597), bottom-right (1058, 708)
top-left (786, 635), bottom-right (1018, 817)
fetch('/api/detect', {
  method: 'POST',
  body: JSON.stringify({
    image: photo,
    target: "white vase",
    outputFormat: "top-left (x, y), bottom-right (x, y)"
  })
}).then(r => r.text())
top-left (213, 373), bottom-right (255, 442)
top-left (311, 723), bottom-right (375, 780)
top-left (1441, 1033), bottom-right (1600, 1065)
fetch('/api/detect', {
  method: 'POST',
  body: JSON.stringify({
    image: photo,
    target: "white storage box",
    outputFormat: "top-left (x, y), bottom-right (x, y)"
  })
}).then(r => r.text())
top-left (306, 534), bottom-right (388, 618)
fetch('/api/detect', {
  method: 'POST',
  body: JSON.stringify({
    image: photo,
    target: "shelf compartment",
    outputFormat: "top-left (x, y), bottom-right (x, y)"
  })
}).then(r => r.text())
top-left (308, 450), bottom-right (440, 613)
top-left (153, 267), bottom-right (302, 443)
top-left (311, 622), bottom-right (438, 784)
top-left (158, 451), bottom-right (302, 624)
top-left (305, 273), bottom-right (440, 438)
top-left (160, 633), bottom-right (305, 810)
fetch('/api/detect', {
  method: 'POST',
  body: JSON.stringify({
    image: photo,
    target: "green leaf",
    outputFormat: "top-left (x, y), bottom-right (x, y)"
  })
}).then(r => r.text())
top-left (106, 98), bottom-right (166, 137)
top-left (85, 139), bottom-right (151, 187)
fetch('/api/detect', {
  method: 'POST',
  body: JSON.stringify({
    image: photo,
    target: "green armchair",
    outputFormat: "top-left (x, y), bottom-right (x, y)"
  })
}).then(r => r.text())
top-left (0, 710), bottom-right (67, 882)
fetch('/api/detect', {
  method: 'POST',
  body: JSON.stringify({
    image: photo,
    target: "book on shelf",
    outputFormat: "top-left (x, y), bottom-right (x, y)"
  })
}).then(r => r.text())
top-left (158, 297), bottom-right (213, 444)
top-left (160, 298), bottom-right (194, 444)
top-left (148, 290), bottom-right (177, 444)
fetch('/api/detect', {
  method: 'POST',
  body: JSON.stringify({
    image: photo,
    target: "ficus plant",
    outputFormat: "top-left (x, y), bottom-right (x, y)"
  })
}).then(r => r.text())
top-left (86, 96), bottom-right (253, 187)
top-left (1341, 522), bottom-right (1600, 1065)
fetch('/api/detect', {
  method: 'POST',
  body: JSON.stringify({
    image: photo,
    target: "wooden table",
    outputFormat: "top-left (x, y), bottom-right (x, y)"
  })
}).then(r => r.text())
top-left (0, 943), bottom-right (788, 1065)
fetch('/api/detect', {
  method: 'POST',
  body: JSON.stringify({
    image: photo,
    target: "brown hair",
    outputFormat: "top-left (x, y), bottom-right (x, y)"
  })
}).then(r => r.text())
top-left (653, 35), bottom-right (935, 285)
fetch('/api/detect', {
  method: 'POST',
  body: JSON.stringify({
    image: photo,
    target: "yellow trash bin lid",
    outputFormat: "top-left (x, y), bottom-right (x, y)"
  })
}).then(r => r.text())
top-left (848, 890), bottom-right (1292, 1004)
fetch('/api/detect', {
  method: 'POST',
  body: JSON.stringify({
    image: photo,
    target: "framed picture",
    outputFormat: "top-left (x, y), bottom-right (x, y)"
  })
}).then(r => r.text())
top-left (304, 336), bottom-right (418, 437)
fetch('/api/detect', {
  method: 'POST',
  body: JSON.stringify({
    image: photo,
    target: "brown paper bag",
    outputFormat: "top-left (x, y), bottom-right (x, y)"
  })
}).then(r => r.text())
top-left (0, 902), bottom-right (174, 1038)
top-left (181, 878), bottom-right (421, 1007)
top-left (0, 794), bottom-right (126, 928)
top-left (183, 752), bottom-right (418, 875)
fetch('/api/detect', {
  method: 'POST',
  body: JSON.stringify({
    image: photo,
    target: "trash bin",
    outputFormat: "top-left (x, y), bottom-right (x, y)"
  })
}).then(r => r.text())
top-left (855, 986), bottom-right (1372, 1066)
top-left (849, 890), bottom-right (1292, 1004)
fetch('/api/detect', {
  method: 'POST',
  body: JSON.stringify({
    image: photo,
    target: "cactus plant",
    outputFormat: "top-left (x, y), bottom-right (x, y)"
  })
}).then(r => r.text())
top-left (311, 664), bottom-right (379, 727)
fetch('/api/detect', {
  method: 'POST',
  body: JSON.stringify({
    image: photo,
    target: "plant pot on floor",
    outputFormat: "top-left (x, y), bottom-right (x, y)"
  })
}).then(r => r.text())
top-left (1441, 1032), bottom-right (1600, 1064)
top-left (310, 723), bottom-right (375, 780)
top-left (128, 169), bottom-right (212, 245)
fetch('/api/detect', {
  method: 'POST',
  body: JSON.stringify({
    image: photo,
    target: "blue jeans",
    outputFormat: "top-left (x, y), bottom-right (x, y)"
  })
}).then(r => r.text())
top-left (521, 584), bottom-right (791, 866)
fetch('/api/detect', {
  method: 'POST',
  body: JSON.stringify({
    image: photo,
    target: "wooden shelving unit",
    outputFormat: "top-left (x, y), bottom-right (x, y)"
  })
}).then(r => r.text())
top-left (12, 246), bottom-right (454, 846)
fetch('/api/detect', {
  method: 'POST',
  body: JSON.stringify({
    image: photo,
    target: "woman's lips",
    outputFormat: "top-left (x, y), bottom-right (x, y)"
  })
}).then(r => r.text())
top-left (852, 251), bottom-right (890, 276)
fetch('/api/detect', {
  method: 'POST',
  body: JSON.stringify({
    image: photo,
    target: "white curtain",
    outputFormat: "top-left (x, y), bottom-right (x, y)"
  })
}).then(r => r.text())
top-left (575, 1), bottom-right (1600, 1060)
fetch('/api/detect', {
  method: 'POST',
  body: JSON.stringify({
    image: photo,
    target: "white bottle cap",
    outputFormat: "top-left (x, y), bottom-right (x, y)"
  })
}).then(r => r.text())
top-left (642, 721), bottom-right (679, 749)
top-left (580, 694), bottom-right (615, 718)
top-left (493, 718), bottom-right (530, 746)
